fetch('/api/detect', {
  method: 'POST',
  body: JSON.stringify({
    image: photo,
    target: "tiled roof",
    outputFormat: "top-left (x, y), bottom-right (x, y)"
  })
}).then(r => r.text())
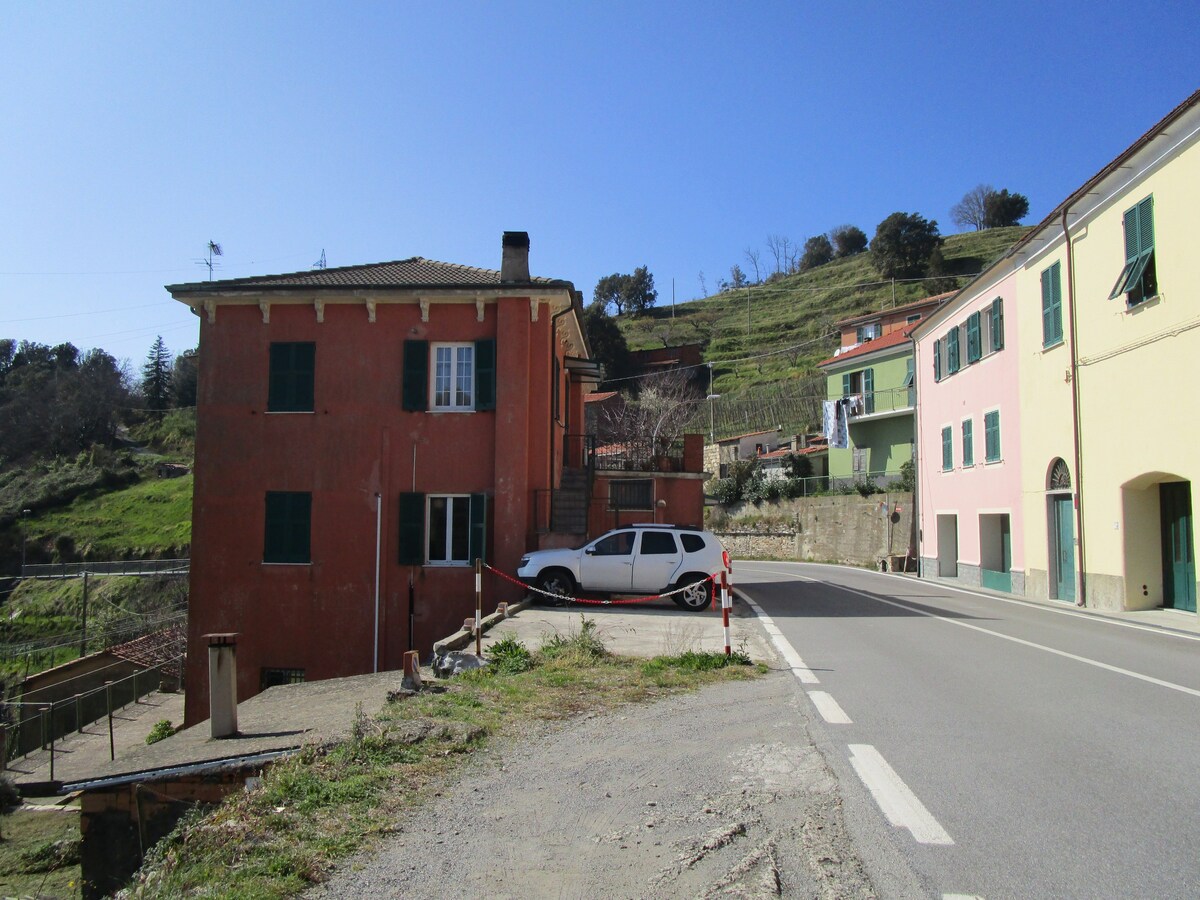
top-left (167, 256), bottom-right (568, 293)
top-left (818, 325), bottom-right (916, 368)
top-left (834, 292), bottom-right (954, 328)
top-left (717, 428), bottom-right (777, 444)
top-left (758, 448), bottom-right (792, 459)
top-left (584, 391), bottom-right (619, 403)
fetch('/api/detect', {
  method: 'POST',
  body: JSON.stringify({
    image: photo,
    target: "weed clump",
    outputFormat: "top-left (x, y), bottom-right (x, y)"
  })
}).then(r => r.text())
top-left (487, 636), bottom-right (533, 675)
top-left (145, 719), bottom-right (175, 745)
top-left (539, 616), bottom-right (608, 663)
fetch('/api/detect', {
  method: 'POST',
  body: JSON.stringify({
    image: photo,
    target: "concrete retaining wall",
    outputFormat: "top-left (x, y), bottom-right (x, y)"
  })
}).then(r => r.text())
top-left (713, 492), bottom-right (914, 568)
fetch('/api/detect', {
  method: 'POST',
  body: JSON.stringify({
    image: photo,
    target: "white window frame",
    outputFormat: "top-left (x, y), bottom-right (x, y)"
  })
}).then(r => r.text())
top-left (426, 494), bottom-right (471, 565)
top-left (431, 343), bottom-right (475, 411)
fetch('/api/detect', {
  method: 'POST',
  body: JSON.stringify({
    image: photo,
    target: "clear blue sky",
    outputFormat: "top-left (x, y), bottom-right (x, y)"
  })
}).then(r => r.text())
top-left (1, 1), bottom-right (1196, 368)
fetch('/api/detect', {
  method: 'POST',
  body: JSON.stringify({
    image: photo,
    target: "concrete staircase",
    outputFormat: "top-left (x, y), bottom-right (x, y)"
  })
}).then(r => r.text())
top-left (551, 468), bottom-right (589, 534)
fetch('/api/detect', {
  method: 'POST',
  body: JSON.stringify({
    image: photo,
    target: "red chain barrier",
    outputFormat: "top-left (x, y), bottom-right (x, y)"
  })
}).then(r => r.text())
top-left (485, 563), bottom-right (716, 606)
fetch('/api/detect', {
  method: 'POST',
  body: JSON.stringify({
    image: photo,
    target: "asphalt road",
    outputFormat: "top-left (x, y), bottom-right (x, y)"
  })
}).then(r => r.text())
top-left (735, 562), bottom-right (1200, 900)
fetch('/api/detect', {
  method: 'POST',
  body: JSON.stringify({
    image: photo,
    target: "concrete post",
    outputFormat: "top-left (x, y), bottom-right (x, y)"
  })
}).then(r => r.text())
top-left (205, 633), bottom-right (239, 739)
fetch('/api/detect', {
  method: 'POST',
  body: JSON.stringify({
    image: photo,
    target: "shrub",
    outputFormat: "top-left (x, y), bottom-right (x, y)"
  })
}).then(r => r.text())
top-left (146, 719), bottom-right (175, 745)
top-left (896, 459), bottom-right (916, 493)
top-left (709, 477), bottom-right (741, 505)
top-left (487, 636), bottom-right (534, 675)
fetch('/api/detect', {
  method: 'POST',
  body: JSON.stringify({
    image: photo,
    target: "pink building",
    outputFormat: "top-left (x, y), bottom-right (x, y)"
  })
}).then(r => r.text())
top-left (912, 271), bottom-right (1024, 592)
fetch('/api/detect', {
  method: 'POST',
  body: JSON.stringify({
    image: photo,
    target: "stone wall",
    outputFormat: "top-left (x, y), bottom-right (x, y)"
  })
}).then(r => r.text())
top-left (712, 492), bottom-right (914, 568)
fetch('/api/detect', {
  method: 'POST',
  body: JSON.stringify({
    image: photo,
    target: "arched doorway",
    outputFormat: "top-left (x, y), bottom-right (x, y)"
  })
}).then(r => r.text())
top-left (1047, 459), bottom-right (1075, 602)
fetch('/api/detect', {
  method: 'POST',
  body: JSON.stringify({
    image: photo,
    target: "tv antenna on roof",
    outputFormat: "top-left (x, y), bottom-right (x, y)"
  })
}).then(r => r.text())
top-left (196, 241), bottom-right (223, 281)
top-left (313, 249), bottom-right (327, 270)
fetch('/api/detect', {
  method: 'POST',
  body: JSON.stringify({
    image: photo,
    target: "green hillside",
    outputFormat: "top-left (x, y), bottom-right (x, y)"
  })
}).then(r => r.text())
top-left (618, 226), bottom-right (1030, 397)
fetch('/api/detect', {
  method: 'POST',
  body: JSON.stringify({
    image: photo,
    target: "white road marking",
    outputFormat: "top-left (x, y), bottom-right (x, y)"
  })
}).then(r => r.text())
top-left (848, 744), bottom-right (954, 846)
top-left (808, 690), bottom-right (852, 724)
top-left (942, 894), bottom-right (986, 899)
top-left (826, 582), bottom-right (1200, 700)
top-left (795, 561), bottom-right (1200, 644)
top-left (737, 589), bottom-right (820, 683)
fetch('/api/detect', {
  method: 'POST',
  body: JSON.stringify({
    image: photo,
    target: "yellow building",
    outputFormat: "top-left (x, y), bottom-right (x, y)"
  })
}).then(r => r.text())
top-left (1013, 89), bottom-right (1199, 615)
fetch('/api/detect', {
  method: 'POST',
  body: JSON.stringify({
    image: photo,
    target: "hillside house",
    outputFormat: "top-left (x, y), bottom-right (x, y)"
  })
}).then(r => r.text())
top-left (169, 233), bottom-right (699, 725)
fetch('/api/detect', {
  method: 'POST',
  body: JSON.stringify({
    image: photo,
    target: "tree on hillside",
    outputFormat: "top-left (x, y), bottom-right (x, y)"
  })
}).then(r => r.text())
top-left (172, 348), bottom-right (199, 408)
top-left (830, 224), bottom-right (868, 258)
top-left (729, 264), bottom-right (748, 290)
top-left (591, 266), bottom-right (657, 316)
top-left (0, 340), bottom-right (130, 463)
top-left (766, 234), bottom-right (798, 275)
top-left (924, 247), bottom-right (959, 295)
top-left (983, 189), bottom-right (1030, 228)
top-left (800, 234), bottom-right (834, 271)
top-left (141, 336), bottom-right (172, 416)
top-left (951, 184), bottom-right (993, 231)
top-left (583, 305), bottom-right (632, 383)
top-left (743, 248), bottom-right (763, 283)
top-left (870, 212), bottom-right (943, 280)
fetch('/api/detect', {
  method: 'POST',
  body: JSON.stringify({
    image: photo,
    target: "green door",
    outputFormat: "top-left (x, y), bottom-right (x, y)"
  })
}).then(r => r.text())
top-left (1160, 482), bottom-right (1196, 613)
top-left (1053, 496), bottom-right (1075, 602)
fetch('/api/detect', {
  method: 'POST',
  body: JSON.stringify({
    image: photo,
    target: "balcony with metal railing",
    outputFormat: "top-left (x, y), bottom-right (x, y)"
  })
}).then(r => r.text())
top-left (844, 386), bottom-right (915, 421)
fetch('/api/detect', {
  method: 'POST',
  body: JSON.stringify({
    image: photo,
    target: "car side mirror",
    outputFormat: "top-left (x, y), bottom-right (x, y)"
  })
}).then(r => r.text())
top-left (584, 547), bottom-right (596, 555)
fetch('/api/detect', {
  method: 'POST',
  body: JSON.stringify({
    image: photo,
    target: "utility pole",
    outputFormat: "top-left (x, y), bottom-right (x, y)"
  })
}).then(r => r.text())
top-left (19, 509), bottom-right (30, 575)
top-left (79, 572), bottom-right (89, 657)
top-left (745, 286), bottom-right (751, 337)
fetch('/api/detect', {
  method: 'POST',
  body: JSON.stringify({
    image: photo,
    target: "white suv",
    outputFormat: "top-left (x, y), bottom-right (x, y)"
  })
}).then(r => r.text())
top-left (516, 524), bottom-right (732, 611)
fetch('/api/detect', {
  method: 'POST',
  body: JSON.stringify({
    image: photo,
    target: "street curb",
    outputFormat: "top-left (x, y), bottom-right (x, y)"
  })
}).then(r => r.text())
top-left (431, 595), bottom-right (536, 657)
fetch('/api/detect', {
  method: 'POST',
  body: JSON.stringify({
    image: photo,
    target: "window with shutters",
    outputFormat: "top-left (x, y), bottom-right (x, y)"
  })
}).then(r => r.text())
top-left (962, 418), bottom-right (974, 468)
top-left (933, 339), bottom-right (942, 382)
top-left (941, 426), bottom-right (953, 472)
top-left (263, 491), bottom-right (311, 564)
top-left (1041, 262), bottom-right (1064, 347)
top-left (404, 340), bottom-right (496, 412)
top-left (984, 410), bottom-right (1001, 463)
top-left (399, 492), bottom-right (487, 566)
top-left (1109, 195), bottom-right (1157, 307)
top-left (966, 312), bottom-right (982, 363)
top-left (267, 342), bottom-right (315, 412)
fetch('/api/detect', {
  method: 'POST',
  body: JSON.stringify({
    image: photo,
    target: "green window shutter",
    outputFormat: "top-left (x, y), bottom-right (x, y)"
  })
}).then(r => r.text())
top-left (941, 426), bottom-right (952, 472)
top-left (1136, 196), bottom-right (1154, 253)
top-left (962, 419), bottom-right (974, 467)
top-left (933, 339), bottom-right (941, 381)
top-left (402, 341), bottom-right (428, 411)
top-left (842, 373), bottom-right (851, 397)
top-left (1042, 264), bottom-right (1062, 346)
top-left (967, 312), bottom-right (981, 363)
top-left (1111, 197), bottom-right (1156, 301)
top-left (469, 493), bottom-right (488, 564)
top-left (398, 492), bottom-right (425, 564)
top-left (268, 342), bottom-right (315, 412)
top-left (264, 491), bottom-right (311, 563)
top-left (947, 328), bottom-right (960, 373)
top-left (985, 411), bottom-right (1001, 462)
top-left (474, 339), bottom-right (496, 411)
top-left (1124, 205), bottom-right (1140, 261)
top-left (863, 368), bottom-right (874, 414)
top-left (991, 298), bottom-right (1004, 351)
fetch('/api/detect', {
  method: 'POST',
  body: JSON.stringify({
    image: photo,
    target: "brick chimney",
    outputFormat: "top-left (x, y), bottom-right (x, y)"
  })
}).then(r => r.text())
top-left (501, 231), bottom-right (530, 283)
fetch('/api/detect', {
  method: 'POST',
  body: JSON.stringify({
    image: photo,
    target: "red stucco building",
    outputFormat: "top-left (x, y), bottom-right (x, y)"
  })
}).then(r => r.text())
top-left (168, 233), bottom-right (633, 725)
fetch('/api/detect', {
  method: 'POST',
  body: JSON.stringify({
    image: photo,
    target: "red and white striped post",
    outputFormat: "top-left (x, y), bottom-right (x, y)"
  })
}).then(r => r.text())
top-left (721, 570), bottom-right (732, 657)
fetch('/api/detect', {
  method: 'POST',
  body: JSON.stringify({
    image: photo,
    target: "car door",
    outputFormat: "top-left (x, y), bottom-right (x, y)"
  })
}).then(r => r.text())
top-left (578, 530), bottom-right (636, 592)
top-left (631, 530), bottom-right (682, 592)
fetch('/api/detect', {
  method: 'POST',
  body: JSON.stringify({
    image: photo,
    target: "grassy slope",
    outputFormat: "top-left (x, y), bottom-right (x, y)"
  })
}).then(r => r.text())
top-left (0, 809), bottom-right (81, 898)
top-left (618, 227), bottom-right (1029, 396)
top-left (27, 474), bottom-right (193, 560)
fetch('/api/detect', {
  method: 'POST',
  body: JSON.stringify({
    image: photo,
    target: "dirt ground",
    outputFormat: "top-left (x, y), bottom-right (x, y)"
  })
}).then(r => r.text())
top-left (307, 669), bottom-right (876, 899)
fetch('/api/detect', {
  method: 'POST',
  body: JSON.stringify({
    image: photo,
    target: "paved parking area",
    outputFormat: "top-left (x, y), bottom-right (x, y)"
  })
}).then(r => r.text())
top-left (481, 594), bottom-right (776, 662)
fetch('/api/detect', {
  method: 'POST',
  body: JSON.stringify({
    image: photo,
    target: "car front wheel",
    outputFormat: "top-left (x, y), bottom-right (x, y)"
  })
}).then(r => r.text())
top-left (536, 569), bottom-right (576, 605)
top-left (673, 575), bottom-right (711, 611)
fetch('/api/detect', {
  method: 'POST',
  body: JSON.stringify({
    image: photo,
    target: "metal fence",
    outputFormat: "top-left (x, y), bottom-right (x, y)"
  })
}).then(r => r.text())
top-left (2, 658), bottom-right (182, 770)
top-left (594, 437), bottom-right (686, 473)
top-left (22, 558), bottom-right (190, 579)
